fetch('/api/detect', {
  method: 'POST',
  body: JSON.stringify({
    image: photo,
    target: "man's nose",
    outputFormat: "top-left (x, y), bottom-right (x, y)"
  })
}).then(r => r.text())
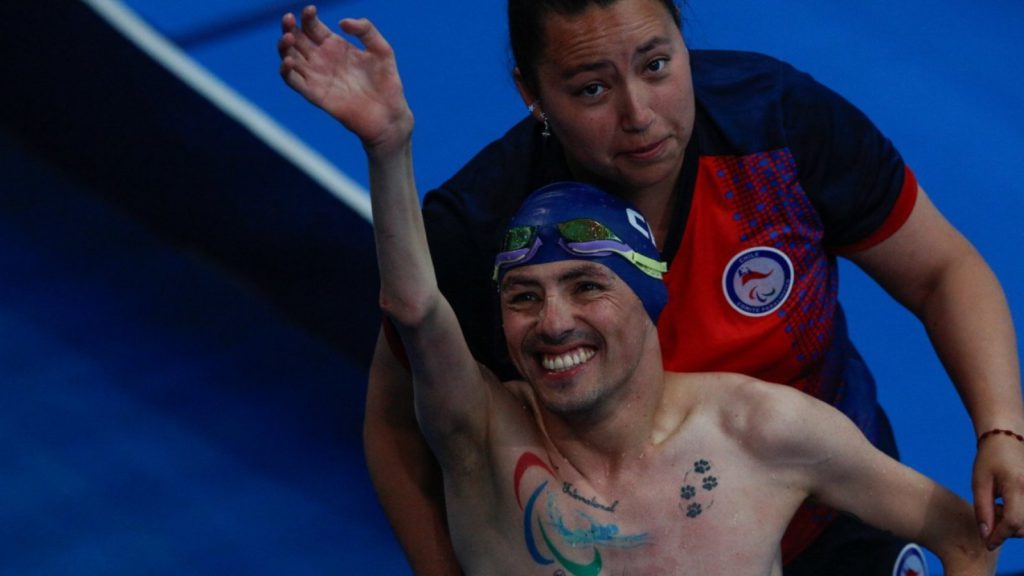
top-left (537, 296), bottom-right (575, 342)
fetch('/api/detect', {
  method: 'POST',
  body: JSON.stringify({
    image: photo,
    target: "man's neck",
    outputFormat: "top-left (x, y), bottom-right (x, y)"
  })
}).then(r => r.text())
top-left (539, 352), bottom-right (667, 484)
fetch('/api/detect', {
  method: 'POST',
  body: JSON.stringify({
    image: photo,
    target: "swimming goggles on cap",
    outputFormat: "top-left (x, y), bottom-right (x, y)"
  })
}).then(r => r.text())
top-left (492, 218), bottom-right (667, 281)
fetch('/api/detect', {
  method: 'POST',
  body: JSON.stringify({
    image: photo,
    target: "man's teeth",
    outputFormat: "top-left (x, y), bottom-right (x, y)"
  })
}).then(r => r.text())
top-left (541, 348), bottom-right (595, 372)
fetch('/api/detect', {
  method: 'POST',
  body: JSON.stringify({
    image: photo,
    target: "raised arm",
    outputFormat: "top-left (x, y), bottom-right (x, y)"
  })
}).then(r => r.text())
top-left (278, 5), bottom-right (491, 459)
top-left (279, 8), bottom-right (470, 573)
top-left (848, 185), bottom-right (1024, 548)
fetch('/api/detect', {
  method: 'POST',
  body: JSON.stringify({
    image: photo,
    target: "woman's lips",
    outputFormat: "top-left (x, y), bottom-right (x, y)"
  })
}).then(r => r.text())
top-left (622, 138), bottom-right (668, 162)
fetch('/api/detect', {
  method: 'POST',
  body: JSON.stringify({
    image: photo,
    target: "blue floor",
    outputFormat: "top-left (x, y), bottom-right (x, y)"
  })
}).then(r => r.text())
top-left (2, 0), bottom-right (1022, 574)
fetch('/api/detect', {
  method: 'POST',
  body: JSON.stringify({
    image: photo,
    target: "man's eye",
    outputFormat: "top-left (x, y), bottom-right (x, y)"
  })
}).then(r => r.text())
top-left (508, 292), bottom-right (539, 304)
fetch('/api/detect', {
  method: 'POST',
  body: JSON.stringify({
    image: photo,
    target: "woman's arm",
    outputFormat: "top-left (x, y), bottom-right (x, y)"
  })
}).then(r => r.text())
top-left (848, 185), bottom-right (1024, 548)
top-left (364, 331), bottom-right (461, 574)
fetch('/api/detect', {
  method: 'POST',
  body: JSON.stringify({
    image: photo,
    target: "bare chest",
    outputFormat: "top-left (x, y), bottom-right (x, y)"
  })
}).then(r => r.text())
top-left (448, 449), bottom-right (799, 575)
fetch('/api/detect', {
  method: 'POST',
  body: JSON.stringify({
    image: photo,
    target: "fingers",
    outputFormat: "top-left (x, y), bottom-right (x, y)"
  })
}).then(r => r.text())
top-left (278, 6), bottom-right (330, 59)
top-left (280, 11), bottom-right (296, 34)
top-left (973, 438), bottom-right (1024, 549)
top-left (978, 469), bottom-right (1024, 550)
top-left (276, 27), bottom-right (305, 87)
top-left (300, 5), bottom-right (334, 45)
top-left (988, 497), bottom-right (1024, 550)
top-left (277, 6), bottom-right (331, 81)
top-left (987, 505), bottom-right (1011, 550)
top-left (339, 17), bottom-right (394, 57)
top-left (974, 473), bottom-right (995, 541)
top-left (278, 57), bottom-right (306, 90)
top-left (279, 5), bottom-right (387, 58)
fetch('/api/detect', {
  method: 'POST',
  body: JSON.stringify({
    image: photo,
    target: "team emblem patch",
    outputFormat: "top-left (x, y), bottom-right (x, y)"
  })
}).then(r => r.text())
top-left (722, 247), bottom-right (794, 317)
top-left (892, 543), bottom-right (928, 576)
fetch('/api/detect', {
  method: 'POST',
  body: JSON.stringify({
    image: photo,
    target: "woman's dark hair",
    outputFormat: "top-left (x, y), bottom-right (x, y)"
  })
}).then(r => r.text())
top-left (509, 0), bottom-right (683, 94)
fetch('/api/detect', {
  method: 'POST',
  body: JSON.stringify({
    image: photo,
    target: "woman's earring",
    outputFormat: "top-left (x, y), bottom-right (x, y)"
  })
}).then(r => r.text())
top-left (528, 102), bottom-right (551, 139)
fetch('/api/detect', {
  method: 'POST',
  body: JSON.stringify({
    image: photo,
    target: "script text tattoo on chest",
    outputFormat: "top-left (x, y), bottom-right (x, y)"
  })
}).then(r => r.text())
top-left (562, 482), bottom-right (620, 513)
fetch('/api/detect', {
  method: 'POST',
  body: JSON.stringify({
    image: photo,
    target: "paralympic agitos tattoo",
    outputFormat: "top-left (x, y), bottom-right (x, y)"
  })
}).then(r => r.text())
top-left (513, 452), bottom-right (648, 576)
top-left (513, 453), bottom-right (721, 573)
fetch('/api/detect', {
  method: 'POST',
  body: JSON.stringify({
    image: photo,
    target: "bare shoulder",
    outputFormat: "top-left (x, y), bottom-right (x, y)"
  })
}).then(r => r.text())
top-left (666, 371), bottom-right (807, 416)
top-left (667, 372), bottom-right (838, 465)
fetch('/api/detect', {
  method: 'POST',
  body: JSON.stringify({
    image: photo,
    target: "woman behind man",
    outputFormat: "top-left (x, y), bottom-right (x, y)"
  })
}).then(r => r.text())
top-left (277, 0), bottom-right (1023, 573)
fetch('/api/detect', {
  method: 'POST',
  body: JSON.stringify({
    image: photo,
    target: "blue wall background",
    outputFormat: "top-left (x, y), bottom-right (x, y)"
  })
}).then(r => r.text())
top-left (1, 0), bottom-right (1021, 573)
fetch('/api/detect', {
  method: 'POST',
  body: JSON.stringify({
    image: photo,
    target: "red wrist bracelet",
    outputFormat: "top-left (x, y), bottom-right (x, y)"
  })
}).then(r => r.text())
top-left (977, 428), bottom-right (1024, 446)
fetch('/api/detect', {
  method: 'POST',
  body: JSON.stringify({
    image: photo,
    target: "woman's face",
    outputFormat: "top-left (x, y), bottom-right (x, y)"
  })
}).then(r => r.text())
top-left (520, 0), bottom-right (695, 195)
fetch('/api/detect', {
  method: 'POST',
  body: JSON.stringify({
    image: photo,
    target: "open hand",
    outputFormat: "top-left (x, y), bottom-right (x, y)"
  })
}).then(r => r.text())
top-left (278, 5), bottom-right (413, 153)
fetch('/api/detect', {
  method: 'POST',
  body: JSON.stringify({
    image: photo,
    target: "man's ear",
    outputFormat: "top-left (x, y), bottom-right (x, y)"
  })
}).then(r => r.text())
top-left (513, 67), bottom-right (542, 120)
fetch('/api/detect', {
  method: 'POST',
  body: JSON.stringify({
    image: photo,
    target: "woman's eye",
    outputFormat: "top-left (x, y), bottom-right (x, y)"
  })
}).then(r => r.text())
top-left (580, 83), bottom-right (606, 98)
top-left (647, 58), bottom-right (668, 73)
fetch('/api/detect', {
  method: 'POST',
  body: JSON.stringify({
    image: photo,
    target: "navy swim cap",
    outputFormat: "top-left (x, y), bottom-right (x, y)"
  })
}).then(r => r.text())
top-left (494, 181), bottom-right (669, 324)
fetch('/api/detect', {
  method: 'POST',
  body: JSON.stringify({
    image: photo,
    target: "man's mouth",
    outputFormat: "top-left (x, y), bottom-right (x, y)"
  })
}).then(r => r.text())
top-left (541, 347), bottom-right (596, 373)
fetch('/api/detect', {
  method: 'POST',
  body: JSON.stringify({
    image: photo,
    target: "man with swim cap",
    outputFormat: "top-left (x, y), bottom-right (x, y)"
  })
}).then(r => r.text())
top-left (370, 173), bottom-right (996, 574)
top-left (492, 181), bottom-right (668, 322)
